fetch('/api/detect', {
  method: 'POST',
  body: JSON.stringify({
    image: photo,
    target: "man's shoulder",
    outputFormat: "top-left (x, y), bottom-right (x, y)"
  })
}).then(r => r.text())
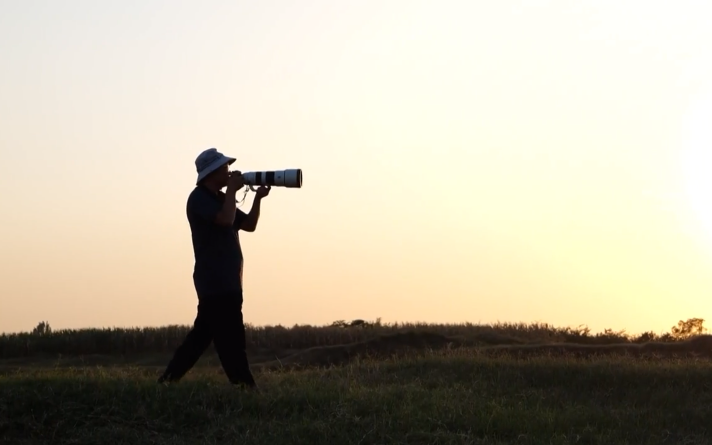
top-left (188, 185), bottom-right (206, 198)
top-left (186, 186), bottom-right (221, 217)
top-left (188, 186), bottom-right (226, 199)
top-left (188, 186), bottom-right (214, 203)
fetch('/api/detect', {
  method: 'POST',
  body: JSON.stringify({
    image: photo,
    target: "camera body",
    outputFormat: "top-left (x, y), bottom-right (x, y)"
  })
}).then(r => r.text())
top-left (241, 169), bottom-right (302, 189)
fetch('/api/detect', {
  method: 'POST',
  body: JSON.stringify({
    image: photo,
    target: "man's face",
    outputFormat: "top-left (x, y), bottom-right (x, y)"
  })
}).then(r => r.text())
top-left (211, 163), bottom-right (230, 187)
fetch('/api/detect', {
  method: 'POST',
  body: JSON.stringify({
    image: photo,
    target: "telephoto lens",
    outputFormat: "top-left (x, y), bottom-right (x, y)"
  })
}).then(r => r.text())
top-left (242, 169), bottom-right (302, 188)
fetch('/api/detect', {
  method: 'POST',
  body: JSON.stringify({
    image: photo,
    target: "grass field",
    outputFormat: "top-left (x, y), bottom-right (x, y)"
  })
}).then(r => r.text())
top-left (2, 319), bottom-right (712, 444)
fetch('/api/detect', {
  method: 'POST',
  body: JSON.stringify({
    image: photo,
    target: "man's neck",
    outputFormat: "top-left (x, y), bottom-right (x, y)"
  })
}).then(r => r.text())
top-left (200, 181), bottom-right (222, 195)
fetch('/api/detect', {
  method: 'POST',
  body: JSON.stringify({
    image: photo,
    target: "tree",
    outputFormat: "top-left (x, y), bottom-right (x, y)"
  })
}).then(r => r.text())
top-left (670, 318), bottom-right (707, 340)
top-left (31, 321), bottom-right (52, 336)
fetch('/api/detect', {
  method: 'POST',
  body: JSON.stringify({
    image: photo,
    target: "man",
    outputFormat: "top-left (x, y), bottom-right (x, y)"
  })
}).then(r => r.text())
top-left (158, 148), bottom-right (270, 388)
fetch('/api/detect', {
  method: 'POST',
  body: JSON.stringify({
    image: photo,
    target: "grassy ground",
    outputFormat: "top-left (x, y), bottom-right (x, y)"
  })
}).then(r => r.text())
top-left (2, 348), bottom-right (712, 445)
top-left (2, 321), bottom-right (711, 443)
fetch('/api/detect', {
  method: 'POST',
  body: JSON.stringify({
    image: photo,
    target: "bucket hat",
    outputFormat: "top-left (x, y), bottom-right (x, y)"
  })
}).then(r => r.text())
top-left (195, 148), bottom-right (235, 184)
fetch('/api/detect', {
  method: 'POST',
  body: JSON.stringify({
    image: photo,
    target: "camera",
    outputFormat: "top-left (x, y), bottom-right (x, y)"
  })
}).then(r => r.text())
top-left (241, 169), bottom-right (303, 189)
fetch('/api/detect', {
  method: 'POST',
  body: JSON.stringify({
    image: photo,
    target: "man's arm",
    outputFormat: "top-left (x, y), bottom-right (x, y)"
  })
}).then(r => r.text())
top-left (232, 207), bottom-right (249, 231)
top-left (214, 188), bottom-right (239, 227)
top-left (239, 196), bottom-right (263, 232)
top-left (188, 187), bottom-right (240, 227)
top-left (211, 171), bottom-right (245, 226)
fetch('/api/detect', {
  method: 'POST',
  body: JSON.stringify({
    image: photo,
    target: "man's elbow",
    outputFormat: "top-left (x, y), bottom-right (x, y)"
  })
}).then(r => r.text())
top-left (240, 222), bottom-right (257, 232)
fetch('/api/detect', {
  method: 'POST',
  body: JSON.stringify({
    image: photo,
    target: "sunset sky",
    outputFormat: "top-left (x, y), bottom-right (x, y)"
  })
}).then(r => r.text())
top-left (1, 1), bottom-right (711, 335)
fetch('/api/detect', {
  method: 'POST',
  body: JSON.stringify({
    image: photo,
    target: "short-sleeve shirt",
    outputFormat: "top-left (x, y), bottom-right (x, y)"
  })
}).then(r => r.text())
top-left (186, 185), bottom-right (248, 298)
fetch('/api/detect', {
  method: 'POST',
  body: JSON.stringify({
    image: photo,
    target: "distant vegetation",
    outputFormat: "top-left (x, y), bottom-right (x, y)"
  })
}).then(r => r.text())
top-left (0, 317), bottom-right (707, 359)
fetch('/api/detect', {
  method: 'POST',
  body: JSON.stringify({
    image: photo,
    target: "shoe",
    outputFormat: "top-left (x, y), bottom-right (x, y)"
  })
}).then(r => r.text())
top-left (231, 380), bottom-right (261, 392)
top-left (157, 372), bottom-right (175, 384)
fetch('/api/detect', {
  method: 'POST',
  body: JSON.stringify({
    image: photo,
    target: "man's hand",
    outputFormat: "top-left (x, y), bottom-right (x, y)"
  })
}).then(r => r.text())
top-left (254, 185), bottom-right (271, 199)
top-left (227, 171), bottom-right (245, 192)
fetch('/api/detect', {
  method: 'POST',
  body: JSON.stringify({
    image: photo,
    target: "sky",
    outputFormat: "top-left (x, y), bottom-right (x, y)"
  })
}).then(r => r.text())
top-left (1, 0), bottom-right (711, 335)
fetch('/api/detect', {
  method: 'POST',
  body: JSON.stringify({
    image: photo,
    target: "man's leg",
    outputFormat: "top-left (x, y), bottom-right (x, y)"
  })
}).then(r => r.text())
top-left (158, 302), bottom-right (213, 383)
top-left (211, 292), bottom-right (256, 387)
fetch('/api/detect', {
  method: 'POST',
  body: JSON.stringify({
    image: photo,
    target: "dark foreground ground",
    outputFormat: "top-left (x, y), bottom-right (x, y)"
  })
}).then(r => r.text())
top-left (2, 343), bottom-right (712, 445)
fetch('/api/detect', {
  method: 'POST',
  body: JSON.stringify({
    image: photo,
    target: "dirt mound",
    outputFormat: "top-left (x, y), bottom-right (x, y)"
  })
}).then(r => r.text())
top-left (480, 335), bottom-right (712, 359)
top-left (255, 331), bottom-right (463, 370)
top-left (254, 332), bottom-right (712, 369)
top-left (469, 331), bottom-right (526, 346)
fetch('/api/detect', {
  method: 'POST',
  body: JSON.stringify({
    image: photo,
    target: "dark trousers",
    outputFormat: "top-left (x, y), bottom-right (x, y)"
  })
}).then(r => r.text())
top-left (158, 290), bottom-right (255, 386)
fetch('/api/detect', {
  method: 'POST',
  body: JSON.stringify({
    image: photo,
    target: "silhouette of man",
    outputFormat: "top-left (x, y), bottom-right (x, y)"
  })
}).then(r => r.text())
top-left (158, 148), bottom-right (270, 388)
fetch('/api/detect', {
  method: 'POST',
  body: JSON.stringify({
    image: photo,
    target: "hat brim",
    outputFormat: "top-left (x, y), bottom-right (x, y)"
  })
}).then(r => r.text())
top-left (196, 156), bottom-right (236, 185)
